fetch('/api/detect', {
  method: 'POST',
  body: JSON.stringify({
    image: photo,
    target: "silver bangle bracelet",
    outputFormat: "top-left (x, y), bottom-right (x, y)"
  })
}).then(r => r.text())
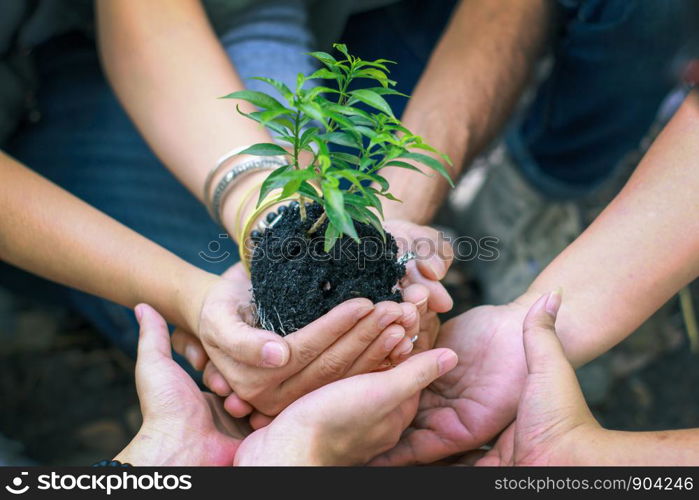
top-left (209, 157), bottom-right (287, 226)
top-left (203, 144), bottom-right (257, 204)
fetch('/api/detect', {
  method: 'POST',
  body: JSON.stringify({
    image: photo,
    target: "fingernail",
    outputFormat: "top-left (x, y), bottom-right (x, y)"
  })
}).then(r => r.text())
top-left (385, 330), bottom-right (404, 350)
top-left (545, 288), bottom-right (563, 317)
top-left (134, 304), bottom-right (144, 323)
top-left (378, 309), bottom-right (402, 329)
top-left (185, 345), bottom-right (199, 367)
top-left (427, 256), bottom-right (445, 278)
top-left (437, 350), bottom-right (458, 375)
top-left (354, 302), bottom-right (374, 319)
top-left (397, 340), bottom-right (413, 357)
top-left (262, 342), bottom-right (287, 367)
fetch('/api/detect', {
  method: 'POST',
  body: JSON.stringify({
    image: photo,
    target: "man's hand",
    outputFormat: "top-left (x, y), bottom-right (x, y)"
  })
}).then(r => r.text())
top-left (372, 299), bottom-right (532, 465)
top-left (115, 304), bottom-right (250, 466)
top-left (175, 263), bottom-right (419, 417)
top-left (384, 219), bottom-right (453, 355)
top-left (234, 348), bottom-right (458, 466)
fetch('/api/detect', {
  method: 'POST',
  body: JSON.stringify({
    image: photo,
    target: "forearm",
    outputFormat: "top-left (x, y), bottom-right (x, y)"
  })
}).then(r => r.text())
top-left (519, 91), bottom-right (699, 366)
top-left (383, 0), bottom-right (552, 222)
top-left (582, 428), bottom-right (699, 466)
top-left (96, 0), bottom-right (273, 233)
top-left (0, 152), bottom-right (216, 330)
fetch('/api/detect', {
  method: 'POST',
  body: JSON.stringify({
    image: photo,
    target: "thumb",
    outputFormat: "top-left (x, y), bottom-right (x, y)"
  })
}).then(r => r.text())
top-left (374, 348), bottom-right (458, 407)
top-left (522, 290), bottom-right (568, 376)
top-left (135, 303), bottom-right (174, 365)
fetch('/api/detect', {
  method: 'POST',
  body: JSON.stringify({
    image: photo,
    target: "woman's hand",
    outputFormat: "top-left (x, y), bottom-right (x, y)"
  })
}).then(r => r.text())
top-left (176, 263), bottom-right (419, 417)
top-left (234, 347), bottom-right (458, 466)
top-left (115, 304), bottom-right (250, 466)
top-left (475, 291), bottom-right (603, 466)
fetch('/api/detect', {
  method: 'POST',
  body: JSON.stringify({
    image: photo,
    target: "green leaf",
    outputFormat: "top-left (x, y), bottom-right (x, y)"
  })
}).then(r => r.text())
top-left (238, 143), bottom-right (288, 157)
top-left (354, 68), bottom-right (395, 88)
top-left (322, 181), bottom-right (358, 242)
top-left (308, 68), bottom-right (340, 81)
top-left (306, 86), bottom-right (341, 100)
top-left (322, 131), bottom-right (361, 148)
top-left (332, 43), bottom-right (350, 60)
top-left (220, 90), bottom-right (285, 111)
top-left (366, 87), bottom-right (409, 98)
top-left (257, 165), bottom-right (292, 204)
top-left (236, 105), bottom-right (290, 136)
top-left (377, 191), bottom-right (402, 203)
top-left (348, 89), bottom-right (395, 117)
top-left (298, 181), bottom-right (323, 203)
top-left (298, 127), bottom-right (320, 150)
top-left (249, 77), bottom-right (293, 102)
top-left (299, 102), bottom-right (326, 126)
top-left (384, 160), bottom-right (427, 174)
top-left (323, 222), bottom-right (341, 252)
top-left (399, 152), bottom-right (454, 186)
top-left (308, 51), bottom-right (338, 68)
top-left (345, 202), bottom-right (386, 241)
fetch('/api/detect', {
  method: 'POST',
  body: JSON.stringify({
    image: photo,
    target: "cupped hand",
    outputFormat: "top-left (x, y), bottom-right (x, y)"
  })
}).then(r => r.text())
top-left (372, 299), bottom-right (532, 465)
top-left (476, 291), bottom-right (601, 466)
top-left (176, 262), bottom-right (419, 417)
top-left (234, 348), bottom-right (458, 466)
top-left (115, 304), bottom-right (250, 466)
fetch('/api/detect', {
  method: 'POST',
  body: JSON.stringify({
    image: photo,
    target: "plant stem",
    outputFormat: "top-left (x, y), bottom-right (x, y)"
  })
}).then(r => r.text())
top-left (307, 211), bottom-right (327, 235)
top-left (299, 195), bottom-right (307, 220)
top-left (292, 107), bottom-right (308, 221)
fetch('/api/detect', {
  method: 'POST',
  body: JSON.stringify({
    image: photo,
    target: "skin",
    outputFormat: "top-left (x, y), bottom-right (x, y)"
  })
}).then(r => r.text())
top-left (373, 90), bottom-right (699, 465)
top-left (116, 303), bottom-right (458, 466)
top-left (477, 292), bottom-right (699, 466)
top-left (97, 0), bottom-right (455, 406)
top-left (382, 0), bottom-right (552, 223)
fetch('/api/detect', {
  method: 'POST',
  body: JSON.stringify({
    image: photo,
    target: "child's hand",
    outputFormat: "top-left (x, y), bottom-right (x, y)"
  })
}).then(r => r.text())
top-left (234, 347), bottom-right (458, 466)
top-left (476, 290), bottom-right (603, 466)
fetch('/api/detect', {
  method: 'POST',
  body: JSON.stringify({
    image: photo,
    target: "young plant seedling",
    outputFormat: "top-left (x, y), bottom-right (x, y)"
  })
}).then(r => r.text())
top-left (222, 43), bottom-right (453, 334)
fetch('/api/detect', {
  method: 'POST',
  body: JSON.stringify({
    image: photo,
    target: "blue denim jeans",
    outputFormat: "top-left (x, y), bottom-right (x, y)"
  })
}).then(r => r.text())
top-left (507, 0), bottom-right (696, 198)
top-left (2, 0), bottom-right (316, 357)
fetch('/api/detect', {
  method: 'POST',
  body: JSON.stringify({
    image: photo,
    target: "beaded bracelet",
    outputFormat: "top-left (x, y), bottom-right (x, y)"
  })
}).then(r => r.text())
top-left (92, 459), bottom-right (131, 467)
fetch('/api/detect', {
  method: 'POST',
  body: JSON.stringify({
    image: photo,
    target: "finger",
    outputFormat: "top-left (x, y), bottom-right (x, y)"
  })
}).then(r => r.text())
top-left (249, 411), bottom-right (274, 430)
top-left (397, 301), bottom-right (419, 339)
top-left (413, 313), bottom-right (441, 354)
top-left (203, 361), bottom-right (233, 397)
top-left (172, 328), bottom-right (208, 371)
top-left (404, 261), bottom-right (453, 313)
top-left (223, 393), bottom-right (254, 418)
top-left (388, 335), bottom-right (414, 363)
top-left (522, 290), bottom-right (567, 376)
top-left (402, 284), bottom-right (429, 315)
top-left (345, 324), bottom-right (405, 376)
top-left (284, 298), bottom-right (374, 372)
top-left (212, 317), bottom-right (292, 368)
top-left (373, 348), bottom-right (458, 408)
top-left (414, 230), bottom-right (454, 280)
top-left (135, 304), bottom-right (173, 363)
top-left (278, 302), bottom-right (402, 407)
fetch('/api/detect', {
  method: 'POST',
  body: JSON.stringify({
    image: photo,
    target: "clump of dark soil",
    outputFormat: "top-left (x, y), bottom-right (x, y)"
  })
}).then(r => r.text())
top-left (250, 201), bottom-right (405, 335)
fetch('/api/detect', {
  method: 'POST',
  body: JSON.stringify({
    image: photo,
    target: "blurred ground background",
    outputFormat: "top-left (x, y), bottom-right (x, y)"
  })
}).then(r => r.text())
top-left (1, 269), bottom-right (698, 465)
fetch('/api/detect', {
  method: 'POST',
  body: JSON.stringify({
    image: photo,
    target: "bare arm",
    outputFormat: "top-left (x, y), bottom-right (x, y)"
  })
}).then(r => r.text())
top-left (383, 0), bottom-right (552, 222)
top-left (0, 152), bottom-right (217, 331)
top-left (96, 0), bottom-right (273, 234)
top-left (520, 90), bottom-right (699, 365)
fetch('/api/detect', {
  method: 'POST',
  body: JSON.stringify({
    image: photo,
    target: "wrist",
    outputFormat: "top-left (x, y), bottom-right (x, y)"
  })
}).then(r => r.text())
top-left (179, 268), bottom-right (220, 335)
